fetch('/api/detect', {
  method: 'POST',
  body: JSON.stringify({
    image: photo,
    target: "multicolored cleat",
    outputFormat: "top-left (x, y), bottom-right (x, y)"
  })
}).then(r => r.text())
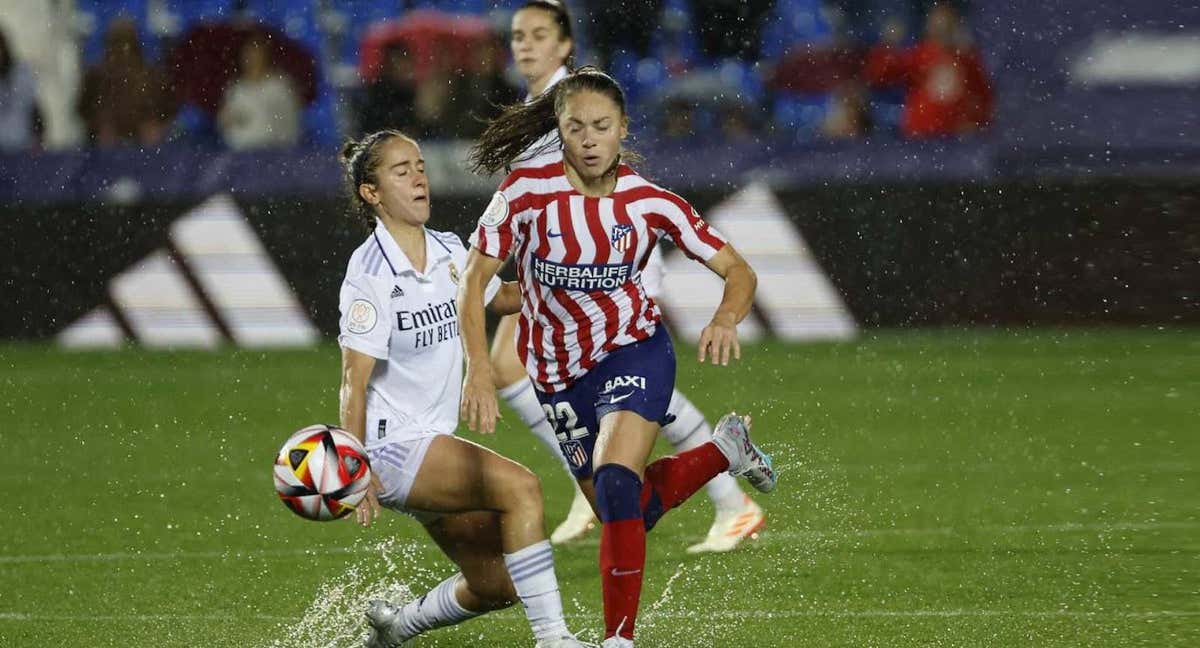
top-left (712, 412), bottom-right (777, 493)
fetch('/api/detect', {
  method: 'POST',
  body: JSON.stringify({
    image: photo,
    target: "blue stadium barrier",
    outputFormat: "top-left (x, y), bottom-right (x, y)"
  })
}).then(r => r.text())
top-left (170, 0), bottom-right (236, 26)
top-left (651, 0), bottom-right (704, 67)
top-left (868, 88), bottom-right (905, 136)
top-left (327, 0), bottom-right (403, 68)
top-left (761, 0), bottom-right (832, 60)
top-left (772, 93), bottom-right (831, 142)
top-left (242, 0), bottom-right (323, 53)
top-left (412, 0), bottom-right (488, 11)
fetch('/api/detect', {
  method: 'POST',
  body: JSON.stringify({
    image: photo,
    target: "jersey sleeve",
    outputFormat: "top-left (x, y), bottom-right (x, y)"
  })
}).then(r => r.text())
top-left (453, 239), bottom-right (502, 306)
top-left (468, 190), bottom-right (518, 260)
top-left (337, 272), bottom-right (389, 360)
top-left (651, 194), bottom-right (728, 263)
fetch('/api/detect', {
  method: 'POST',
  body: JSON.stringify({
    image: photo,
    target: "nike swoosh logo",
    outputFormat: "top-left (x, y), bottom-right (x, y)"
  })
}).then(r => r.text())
top-left (547, 230), bottom-right (563, 238)
top-left (609, 391), bottom-right (635, 404)
top-left (610, 568), bottom-right (642, 576)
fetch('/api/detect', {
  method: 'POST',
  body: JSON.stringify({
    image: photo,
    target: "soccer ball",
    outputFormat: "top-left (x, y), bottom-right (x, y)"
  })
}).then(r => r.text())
top-left (273, 424), bottom-right (372, 521)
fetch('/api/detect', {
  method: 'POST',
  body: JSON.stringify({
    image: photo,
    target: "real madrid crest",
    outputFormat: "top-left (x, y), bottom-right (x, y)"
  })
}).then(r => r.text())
top-left (448, 261), bottom-right (460, 285)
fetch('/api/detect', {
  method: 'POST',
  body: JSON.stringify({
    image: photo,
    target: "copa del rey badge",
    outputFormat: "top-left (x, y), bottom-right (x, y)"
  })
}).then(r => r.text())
top-left (347, 299), bottom-right (378, 334)
top-left (479, 192), bottom-right (509, 227)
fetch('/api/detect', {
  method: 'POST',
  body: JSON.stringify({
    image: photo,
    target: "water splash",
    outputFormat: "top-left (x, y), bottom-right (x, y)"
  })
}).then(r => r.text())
top-left (262, 537), bottom-right (433, 648)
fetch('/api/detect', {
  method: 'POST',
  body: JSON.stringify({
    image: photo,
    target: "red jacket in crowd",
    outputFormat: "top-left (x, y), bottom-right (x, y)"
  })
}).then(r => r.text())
top-left (865, 40), bottom-right (993, 138)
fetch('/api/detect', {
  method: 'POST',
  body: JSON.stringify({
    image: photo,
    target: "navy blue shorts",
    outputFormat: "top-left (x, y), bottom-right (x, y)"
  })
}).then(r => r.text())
top-left (535, 325), bottom-right (677, 479)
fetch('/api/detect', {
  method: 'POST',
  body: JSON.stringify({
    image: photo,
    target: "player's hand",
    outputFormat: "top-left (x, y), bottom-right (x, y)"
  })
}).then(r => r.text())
top-left (355, 473), bottom-right (383, 527)
top-left (698, 314), bottom-right (741, 366)
top-left (461, 367), bottom-right (501, 434)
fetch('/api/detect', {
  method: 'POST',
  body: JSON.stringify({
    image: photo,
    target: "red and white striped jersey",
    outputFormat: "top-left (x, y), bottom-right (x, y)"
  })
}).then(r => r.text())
top-left (470, 162), bottom-right (728, 393)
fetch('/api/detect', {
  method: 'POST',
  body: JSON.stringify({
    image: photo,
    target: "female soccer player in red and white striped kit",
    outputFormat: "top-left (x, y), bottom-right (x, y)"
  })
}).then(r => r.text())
top-left (498, 0), bottom-right (768, 554)
top-left (457, 67), bottom-right (778, 647)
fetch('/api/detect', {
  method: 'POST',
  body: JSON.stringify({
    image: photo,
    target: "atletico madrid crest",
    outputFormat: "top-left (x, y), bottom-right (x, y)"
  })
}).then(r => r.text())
top-left (562, 440), bottom-right (589, 468)
top-left (610, 223), bottom-right (634, 252)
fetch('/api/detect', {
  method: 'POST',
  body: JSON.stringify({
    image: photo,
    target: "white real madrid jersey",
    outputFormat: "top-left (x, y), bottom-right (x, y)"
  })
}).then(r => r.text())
top-left (338, 223), bottom-right (499, 448)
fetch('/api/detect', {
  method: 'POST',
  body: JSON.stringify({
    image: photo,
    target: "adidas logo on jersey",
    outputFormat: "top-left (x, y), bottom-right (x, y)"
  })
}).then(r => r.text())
top-left (391, 285), bottom-right (404, 298)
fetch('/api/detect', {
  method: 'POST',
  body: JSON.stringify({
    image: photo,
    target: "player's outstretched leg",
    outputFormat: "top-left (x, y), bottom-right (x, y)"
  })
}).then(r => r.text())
top-left (364, 436), bottom-right (586, 647)
top-left (365, 572), bottom-right (483, 648)
top-left (710, 413), bottom-right (777, 493)
top-left (659, 389), bottom-right (765, 553)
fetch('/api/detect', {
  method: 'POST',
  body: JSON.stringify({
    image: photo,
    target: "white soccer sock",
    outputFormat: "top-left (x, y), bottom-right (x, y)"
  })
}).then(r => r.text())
top-left (503, 540), bottom-right (570, 641)
top-left (395, 573), bottom-right (480, 640)
top-left (499, 379), bottom-right (572, 475)
top-left (662, 388), bottom-right (746, 512)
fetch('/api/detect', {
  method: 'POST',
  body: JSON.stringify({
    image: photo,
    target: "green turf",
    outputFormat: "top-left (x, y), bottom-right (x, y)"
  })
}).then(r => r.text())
top-left (1, 329), bottom-right (1197, 647)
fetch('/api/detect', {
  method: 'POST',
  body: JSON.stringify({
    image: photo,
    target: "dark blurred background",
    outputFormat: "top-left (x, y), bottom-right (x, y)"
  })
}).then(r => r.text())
top-left (1, 0), bottom-right (1196, 347)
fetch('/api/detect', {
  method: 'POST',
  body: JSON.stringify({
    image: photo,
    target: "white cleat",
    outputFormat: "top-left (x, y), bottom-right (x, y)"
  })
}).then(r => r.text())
top-left (686, 495), bottom-right (766, 554)
top-left (600, 637), bottom-right (634, 648)
top-left (711, 413), bottom-right (777, 493)
top-left (364, 599), bottom-right (409, 648)
top-left (550, 487), bottom-right (597, 544)
top-left (536, 635), bottom-right (596, 647)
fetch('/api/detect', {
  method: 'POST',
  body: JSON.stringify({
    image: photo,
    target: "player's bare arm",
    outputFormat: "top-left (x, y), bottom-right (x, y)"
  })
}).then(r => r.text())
top-left (338, 346), bottom-right (383, 526)
top-left (457, 248), bottom-right (506, 434)
top-left (698, 244), bottom-right (757, 366)
top-left (488, 280), bottom-right (524, 316)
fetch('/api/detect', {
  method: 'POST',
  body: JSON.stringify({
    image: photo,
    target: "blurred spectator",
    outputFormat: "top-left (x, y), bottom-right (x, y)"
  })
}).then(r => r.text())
top-left (447, 34), bottom-right (521, 138)
top-left (769, 43), bottom-right (864, 95)
top-left (691, 0), bottom-right (776, 61)
top-left (77, 17), bottom-right (174, 148)
top-left (358, 43), bottom-right (417, 135)
top-left (391, 34), bottom-right (519, 141)
top-left (584, 0), bottom-right (663, 69)
top-left (660, 97), bottom-right (696, 139)
top-left (408, 54), bottom-right (456, 140)
top-left (0, 26), bottom-right (42, 152)
top-left (821, 82), bottom-right (871, 139)
top-left (718, 100), bottom-right (758, 141)
top-left (217, 35), bottom-right (302, 149)
top-left (864, 3), bottom-right (992, 138)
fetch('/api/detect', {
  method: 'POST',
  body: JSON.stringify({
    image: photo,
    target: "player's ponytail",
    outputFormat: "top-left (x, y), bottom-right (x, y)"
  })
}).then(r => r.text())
top-left (338, 129), bottom-right (410, 229)
top-left (468, 66), bottom-right (634, 176)
top-left (467, 87), bottom-right (561, 176)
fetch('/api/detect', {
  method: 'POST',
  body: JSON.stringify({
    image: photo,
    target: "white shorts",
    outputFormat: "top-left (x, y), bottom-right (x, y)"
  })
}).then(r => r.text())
top-left (366, 433), bottom-right (446, 523)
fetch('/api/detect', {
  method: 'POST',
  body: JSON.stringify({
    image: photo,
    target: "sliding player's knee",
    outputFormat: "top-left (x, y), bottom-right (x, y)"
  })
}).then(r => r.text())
top-left (499, 465), bottom-right (544, 510)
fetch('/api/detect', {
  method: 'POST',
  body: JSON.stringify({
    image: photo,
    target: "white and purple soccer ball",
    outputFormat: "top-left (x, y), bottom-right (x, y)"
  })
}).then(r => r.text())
top-left (273, 424), bottom-right (372, 521)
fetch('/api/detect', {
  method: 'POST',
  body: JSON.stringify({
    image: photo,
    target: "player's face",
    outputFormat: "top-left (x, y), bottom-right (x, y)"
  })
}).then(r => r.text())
top-left (360, 137), bottom-right (430, 227)
top-left (511, 8), bottom-right (570, 84)
top-left (558, 90), bottom-right (628, 184)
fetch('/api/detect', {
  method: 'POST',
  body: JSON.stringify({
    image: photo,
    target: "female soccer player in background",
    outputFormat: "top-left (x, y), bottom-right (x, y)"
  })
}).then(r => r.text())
top-left (336, 129), bottom-right (586, 648)
top-left (496, 0), bottom-right (766, 553)
top-left (457, 68), bottom-right (778, 647)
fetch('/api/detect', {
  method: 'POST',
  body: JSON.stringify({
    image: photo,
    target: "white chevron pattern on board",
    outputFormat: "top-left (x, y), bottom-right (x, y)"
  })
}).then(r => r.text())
top-left (57, 194), bottom-right (319, 349)
top-left (658, 182), bottom-right (857, 343)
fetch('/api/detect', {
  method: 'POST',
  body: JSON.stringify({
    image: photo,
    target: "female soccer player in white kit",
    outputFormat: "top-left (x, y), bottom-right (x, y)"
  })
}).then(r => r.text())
top-left (458, 68), bottom-right (778, 647)
top-left (335, 130), bottom-right (586, 648)
top-left (497, 0), bottom-right (766, 553)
